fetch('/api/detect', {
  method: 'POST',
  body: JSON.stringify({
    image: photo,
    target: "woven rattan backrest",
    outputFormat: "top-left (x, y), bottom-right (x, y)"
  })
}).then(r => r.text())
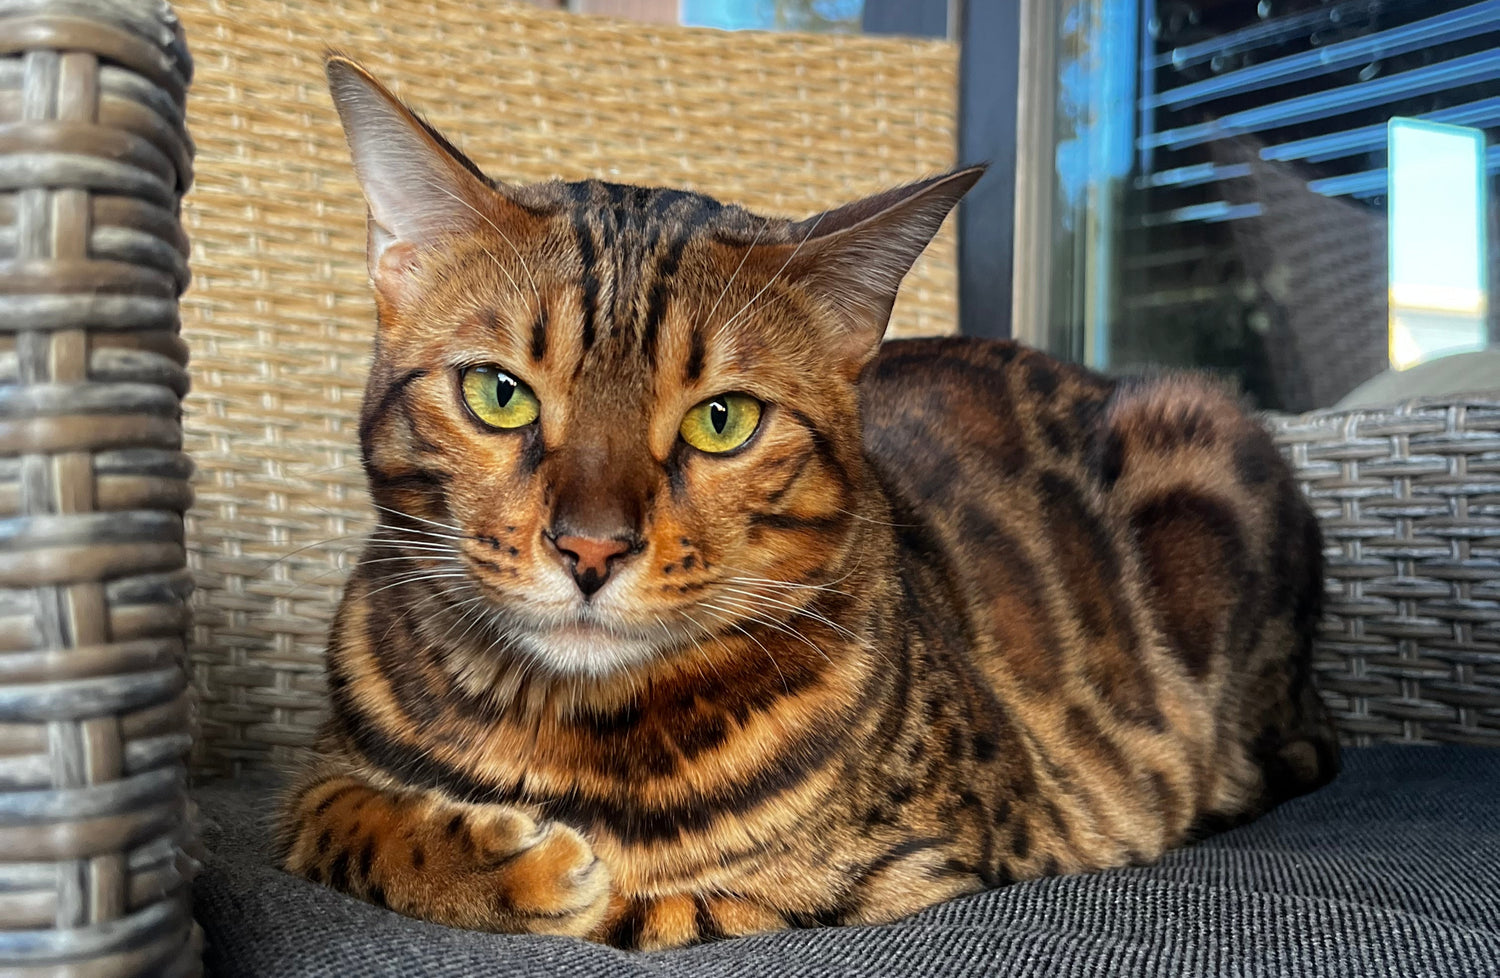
top-left (1271, 398), bottom-right (1500, 749)
top-left (0, 0), bottom-right (200, 973)
top-left (173, 1), bottom-right (959, 777)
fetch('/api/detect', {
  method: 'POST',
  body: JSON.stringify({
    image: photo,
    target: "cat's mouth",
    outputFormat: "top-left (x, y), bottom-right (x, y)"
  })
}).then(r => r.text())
top-left (458, 556), bottom-right (688, 676)
top-left (545, 618), bottom-right (623, 642)
top-left (512, 610), bottom-right (676, 677)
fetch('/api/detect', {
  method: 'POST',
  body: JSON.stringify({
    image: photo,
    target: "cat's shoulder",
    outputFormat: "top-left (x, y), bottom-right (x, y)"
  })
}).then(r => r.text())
top-left (865, 337), bottom-right (1113, 414)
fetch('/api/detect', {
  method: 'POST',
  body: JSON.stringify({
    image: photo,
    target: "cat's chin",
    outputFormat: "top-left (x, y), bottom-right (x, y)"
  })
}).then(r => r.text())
top-left (514, 620), bottom-right (666, 678)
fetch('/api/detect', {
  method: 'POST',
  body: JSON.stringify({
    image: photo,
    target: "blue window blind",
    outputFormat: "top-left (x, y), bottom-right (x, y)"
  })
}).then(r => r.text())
top-left (1137, 0), bottom-right (1499, 219)
top-left (1111, 0), bottom-right (1499, 410)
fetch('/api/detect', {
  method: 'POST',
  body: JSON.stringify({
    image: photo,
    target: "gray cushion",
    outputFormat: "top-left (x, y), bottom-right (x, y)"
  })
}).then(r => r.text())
top-left (193, 746), bottom-right (1500, 977)
top-left (1333, 350), bottom-right (1500, 409)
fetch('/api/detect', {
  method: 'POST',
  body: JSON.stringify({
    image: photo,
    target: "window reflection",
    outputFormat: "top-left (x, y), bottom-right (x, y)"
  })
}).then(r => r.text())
top-left (564, 0), bottom-right (867, 32)
top-left (682, 0), bottom-right (864, 31)
top-left (1027, 0), bottom-right (1499, 410)
top-left (1388, 118), bottom-right (1489, 369)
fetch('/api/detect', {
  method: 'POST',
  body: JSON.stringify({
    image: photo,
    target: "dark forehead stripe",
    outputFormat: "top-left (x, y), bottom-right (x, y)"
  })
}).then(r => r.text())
top-left (684, 325), bottom-right (706, 383)
top-left (570, 211), bottom-right (601, 351)
top-left (529, 301), bottom-right (548, 361)
top-left (640, 196), bottom-right (718, 368)
top-left (557, 180), bottom-right (743, 367)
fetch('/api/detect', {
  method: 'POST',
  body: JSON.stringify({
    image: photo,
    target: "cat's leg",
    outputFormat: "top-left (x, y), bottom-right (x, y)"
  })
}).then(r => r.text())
top-left (276, 760), bottom-right (610, 936)
top-left (590, 885), bottom-right (981, 951)
top-left (589, 847), bottom-right (986, 949)
top-left (590, 893), bottom-right (789, 950)
top-left (1096, 376), bottom-right (1339, 822)
top-left (1237, 505), bottom-right (1341, 811)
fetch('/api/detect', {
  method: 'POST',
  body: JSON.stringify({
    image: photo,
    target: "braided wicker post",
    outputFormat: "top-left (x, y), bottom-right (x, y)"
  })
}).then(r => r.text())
top-left (0, 0), bottom-right (199, 974)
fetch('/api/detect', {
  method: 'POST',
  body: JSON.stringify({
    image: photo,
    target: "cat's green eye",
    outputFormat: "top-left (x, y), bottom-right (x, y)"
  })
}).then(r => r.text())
top-left (460, 365), bottom-right (540, 430)
top-left (680, 393), bottom-right (762, 454)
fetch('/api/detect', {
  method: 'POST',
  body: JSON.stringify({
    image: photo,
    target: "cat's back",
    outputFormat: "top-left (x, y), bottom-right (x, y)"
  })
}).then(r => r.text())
top-left (861, 338), bottom-right (1132, 690)
top-left (862, 337), bottom-right (1115, 516)
top-left (862, 337), bottom-right (1336, 864)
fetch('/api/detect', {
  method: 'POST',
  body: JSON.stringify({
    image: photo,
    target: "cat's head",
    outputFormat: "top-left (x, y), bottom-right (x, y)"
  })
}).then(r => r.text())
top-left (325, 55), bottom-right (981, 678)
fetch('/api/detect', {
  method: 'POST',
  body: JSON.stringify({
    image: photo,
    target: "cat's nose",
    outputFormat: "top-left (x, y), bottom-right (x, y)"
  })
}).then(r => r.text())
top-left (547, 532), bottom-right (634, 597)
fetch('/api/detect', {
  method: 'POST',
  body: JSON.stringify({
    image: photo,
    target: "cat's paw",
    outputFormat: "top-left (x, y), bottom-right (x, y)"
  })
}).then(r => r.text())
top-left (281, 781), bottom-right (612, 936)
top-left (463, 809), bottom-right (611, 937)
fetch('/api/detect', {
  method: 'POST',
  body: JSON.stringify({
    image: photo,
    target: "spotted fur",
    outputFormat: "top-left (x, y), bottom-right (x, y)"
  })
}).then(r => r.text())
top-left (276, 56), bottom-right (1339, 949)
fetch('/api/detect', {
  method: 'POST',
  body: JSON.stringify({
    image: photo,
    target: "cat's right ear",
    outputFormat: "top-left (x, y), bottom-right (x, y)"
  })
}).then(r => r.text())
top-left (324, 54), bottom-right (499, 300)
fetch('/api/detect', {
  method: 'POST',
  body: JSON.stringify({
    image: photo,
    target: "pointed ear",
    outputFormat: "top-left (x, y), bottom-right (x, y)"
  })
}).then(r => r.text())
top-left (324, 54), bottom-right (501, 293)
top-left (760, 165), bottom-right (986, 369)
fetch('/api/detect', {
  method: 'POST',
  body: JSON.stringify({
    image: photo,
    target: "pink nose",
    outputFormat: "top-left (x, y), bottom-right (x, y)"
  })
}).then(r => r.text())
top-left (550, 533), bottom-right (633, 596)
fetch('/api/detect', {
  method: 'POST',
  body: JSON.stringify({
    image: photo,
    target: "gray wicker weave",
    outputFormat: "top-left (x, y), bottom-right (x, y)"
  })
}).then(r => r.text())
top-left (1271, 397), bottom-right (1500, 748)
top-left (0, 0), bottom-right (199, 974)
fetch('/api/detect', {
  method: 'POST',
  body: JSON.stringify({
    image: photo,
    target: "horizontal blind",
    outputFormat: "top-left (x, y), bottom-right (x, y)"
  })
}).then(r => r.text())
top-left (1116, 0), bottom-right (1498, 410)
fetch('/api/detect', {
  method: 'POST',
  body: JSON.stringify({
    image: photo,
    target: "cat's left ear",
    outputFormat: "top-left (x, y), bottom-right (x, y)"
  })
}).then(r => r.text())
top-left (766, 165), bottom-right (986, 370)
top-left (324, 53), bottom-right (523, 305)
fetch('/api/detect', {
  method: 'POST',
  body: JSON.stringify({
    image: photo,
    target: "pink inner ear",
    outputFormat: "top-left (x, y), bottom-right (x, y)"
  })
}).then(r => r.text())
top-left (738, 167), bottom-right (983, 372)
top-left (372, 239), bottom-right (422, 307)
top-left (327, 55), bottom-right (508, 260)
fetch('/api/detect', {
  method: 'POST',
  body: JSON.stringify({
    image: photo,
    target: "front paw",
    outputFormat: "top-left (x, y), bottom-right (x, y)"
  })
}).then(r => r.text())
top-left (461, 809), bottom-right (611, 936)
top-left (282, 780), bottom-right (612, 938)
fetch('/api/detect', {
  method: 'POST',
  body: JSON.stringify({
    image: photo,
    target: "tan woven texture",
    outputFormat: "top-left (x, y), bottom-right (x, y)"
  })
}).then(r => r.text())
top-left (1271, 398), bottom-right (1500, 748)
top-left (0, 0), bottom-right (200, 973)
top-left (174, 0), bottom-right (960, 776)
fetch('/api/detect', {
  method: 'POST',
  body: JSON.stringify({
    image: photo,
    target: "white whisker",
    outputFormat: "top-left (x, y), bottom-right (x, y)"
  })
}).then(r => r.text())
top-left (298, 504), bottom-right (467, 545)
top-left (252, 534), bottom-right (368, 576)
top-left (833, 506), bottom-right (919, 528)
top-left (713, 585), bottom-right (862, 642)
top-left (441, 594), bottom-right (498, 649)
top-left (695, 603), bottom-right (789, 694)
top-left (718, 210), bottom-right (827, 333)
top-left (722, 574), bottom-right (855, 600)
top-left (704, 597), bottom-right (835, 666)
top-left (673, 609), bottom-right (730, 682)
top-left (362, 571), bottom-right (470, 600)
top-left (701, 217), bottom-right (769, 336)
top-left (719, 560), bottom-right (862, 594)
top-left (361, 542), bottom-right (458, 554)
top-left (653, 613), bottom-right (706, 682)
top-left (420, 177), bottom-right (540, 305)
top-left (367, 503), bottom-right (469, 539)
top-left (357, 554), bottom-right (461, 567)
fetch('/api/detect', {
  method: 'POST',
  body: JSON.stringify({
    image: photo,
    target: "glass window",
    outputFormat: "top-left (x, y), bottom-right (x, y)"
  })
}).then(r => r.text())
top-left (681, 0), bottom-right (865, 31)
top-left (1018, 0), bottom-right (1498, 410)
top-left (564, 0), bottom-right (868, 32)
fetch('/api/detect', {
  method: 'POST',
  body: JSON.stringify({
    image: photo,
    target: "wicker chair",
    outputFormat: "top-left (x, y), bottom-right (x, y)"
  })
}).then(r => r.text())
top-left (2, 2), bottom-right (1497, 976)
top-left (0, 0), bottom-right (199, 974)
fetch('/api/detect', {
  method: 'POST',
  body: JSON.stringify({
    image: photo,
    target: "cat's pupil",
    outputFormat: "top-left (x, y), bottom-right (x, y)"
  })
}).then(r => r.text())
top-left (710, 399), bottom-right (728, 434)
top-left (494, 375), bottom-right (515, 407)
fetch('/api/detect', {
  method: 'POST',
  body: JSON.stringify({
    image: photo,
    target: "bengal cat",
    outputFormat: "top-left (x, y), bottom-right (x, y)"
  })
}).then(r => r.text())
top-left (276, 55), bottom-right (1340, 949)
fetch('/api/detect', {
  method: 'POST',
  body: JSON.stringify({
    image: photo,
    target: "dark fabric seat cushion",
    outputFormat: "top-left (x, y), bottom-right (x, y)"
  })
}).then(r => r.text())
top-left (193, 746), bottom-right (1500, 977)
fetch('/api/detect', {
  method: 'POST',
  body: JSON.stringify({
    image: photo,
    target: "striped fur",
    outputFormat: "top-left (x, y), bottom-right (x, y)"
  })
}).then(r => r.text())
top-left (276, 58), bottom-right (1339, 949)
